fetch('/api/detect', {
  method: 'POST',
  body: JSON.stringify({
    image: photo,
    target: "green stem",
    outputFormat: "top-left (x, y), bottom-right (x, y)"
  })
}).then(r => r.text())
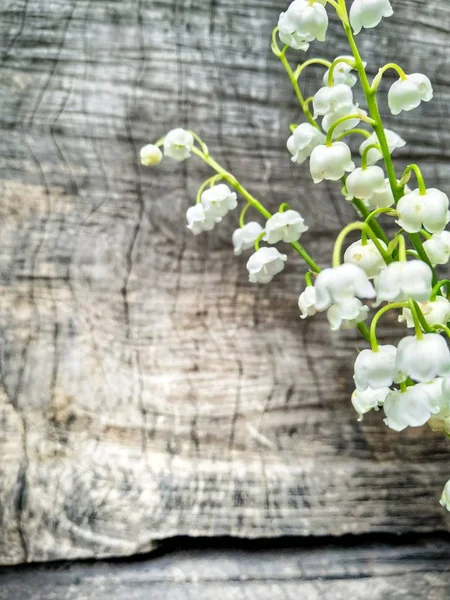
top-left (196, 174), bottom-right (224, 203)
top-left (239, 202), bottom-right (251, 228)
top-left (351, 198), bottom-right (389, 245)
top-left (295, 58), bottom-right (331, 80)
top-left (254, 231), bottom-right (266, 251)
top-left (365, 207), bottom-right (397, 226)
top-left (431, 280), bottom-right (450, 301)
top-left (336, 128), bottom-right (371, 142)
top-left (370, 302), bottom-right (408, 351)
top-left (432, 324), bottom-right (450, 340)
top-left (327, 56), bottom-right (357, 86)
top-left (361, 143), bottom-right (381, 169)
top-left (408, 298), bottom-right (424, 340)
top-left (332, 222), bottom-right (391, 267)
top-left (401, 164), bottom-right (427, 195)
top-left (371, 62), bottom-right (408, 93)
top-left (326, 113), bottom-right (374, 145)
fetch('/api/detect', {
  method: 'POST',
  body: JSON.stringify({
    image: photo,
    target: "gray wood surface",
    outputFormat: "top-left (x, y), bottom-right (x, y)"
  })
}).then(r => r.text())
top-left (1, 536), bottom-right (450, 599)
top-left (1, 0), bottom-right (450, 565)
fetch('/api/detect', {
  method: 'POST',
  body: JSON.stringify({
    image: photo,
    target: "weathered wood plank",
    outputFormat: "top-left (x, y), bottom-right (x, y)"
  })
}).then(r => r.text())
top-left (1, 0), bottom-right (450, 565)
top-left (1, 536), bottom-right (450, 599)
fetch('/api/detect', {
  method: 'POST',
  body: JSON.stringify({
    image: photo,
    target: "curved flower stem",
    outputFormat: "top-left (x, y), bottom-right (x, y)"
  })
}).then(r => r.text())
top-left (361, 143), bottom-right (381, 169)
top-left (411, 299), bottom-right (433, 334)
top-left (365, 207), bottom-right (398, 226)
top-left (327, 56), bottom-right (356, 86)
top-left (336, 128), bottom-right (371, 142)
top-left (191, 146), bottom-right (321, 273)
top-left (278, 203), bottom-right (291, 212)
top-left (326, 113), bottom-right (375, 145)
top-left (196, 174), bottom-right (224, 203)
top-left (305, 271), bottom-right (314, 286)
top-left (408, 298), bottom-right (424, 340)
top-left (239, 202), bottom-right (251, 228)
top-left (431, 279), bottom-right (450, 301)
top-left (401, 164), bottom-right (427, 195)
top-left (332, 221), bottom-right (392, 267)
top-left (397, 235), bottom-right (407, 262)
top-left (351, 198), bottom-right (390, 245)
top-left (254, 231), bottom-right (266, 251)
top-left (294, 58), bottom-right (331, 80)
top-left (371, 62), bottom-right (408, 93)
top-left (432, 324), bottom-right (450, 340)
top-left (370, 302), bottom-right (408, 352)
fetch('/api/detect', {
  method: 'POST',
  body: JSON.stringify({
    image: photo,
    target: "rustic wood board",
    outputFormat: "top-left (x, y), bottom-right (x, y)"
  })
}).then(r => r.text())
top-left (1, 536), bottom-right (450, 599)
top-left (1, 0), bottom-right (450, 565)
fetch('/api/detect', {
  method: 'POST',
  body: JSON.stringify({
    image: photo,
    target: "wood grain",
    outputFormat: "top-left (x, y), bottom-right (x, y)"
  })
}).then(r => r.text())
top-left (1, 0), bottom-right (450, 565)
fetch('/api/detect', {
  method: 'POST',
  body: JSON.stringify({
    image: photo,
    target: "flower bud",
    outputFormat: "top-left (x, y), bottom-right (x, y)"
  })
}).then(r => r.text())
top-left (327, 297), bottom-right (369, 331)
top-left (201, 184), bottom-right (237, 220)
top-left (383, 386), bottom-right (432, 432)
top-left (359, 129), bottom-right (405, 166)
top-left (313, 84), bottom-right (354, 118)
top-left (186, 204), bottom-right (216, 235)
top-left (345, 166), bottom-right (386, 201)
top-left (396, 333), bottom-right (450, 383)
top-left (396, 188), bottom-right (450, 234)
top-left (354, 345), bottom-right (404, 391)
top-left (287, 123), bottom-right (326, 164)
top-left (164, 128), bottom-right (194, 161)
top-left (388, 73), bottom-right (433, 116)
top-left (375, 260), bottom-right (433, 304)
top-left (350, 0), bottom-right (393, 35)
top-left (344, 239), bottom-right (387, 278)
top-left (399, 297), bottom-right (450, 329)
top-left (351, 386), bottom-right (390, 421)
top-left (310, 142), bottom-right (355, 183)
top-left (247, 248), bottom-right (287, 284)
top-left (140, 144), bottom-right (163, 166)
top-left (314, 263), bottom-right (375, 311)
top-left (232, 222), bottom-right (263, 256)
top-left (298, 287), bottom-right (318, 319)
top-left (423, 231), bottom-right (450, 266)
top-left (264, 210), bottom-right (308, 244)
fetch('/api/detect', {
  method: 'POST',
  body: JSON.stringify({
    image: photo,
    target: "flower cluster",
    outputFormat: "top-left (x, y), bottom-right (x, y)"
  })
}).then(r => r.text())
top-left (140, 0), bottom-right (450, 510)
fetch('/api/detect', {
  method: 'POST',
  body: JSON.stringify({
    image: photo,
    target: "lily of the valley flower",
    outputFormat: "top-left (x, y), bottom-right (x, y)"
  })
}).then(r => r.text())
top-left (375, 260), bottom-right (433, 303)
top-left (310, 142), bottom-right (355, 183)
top-left (361, 178), bottom-right (395, 209)
top-left (327, 297), bottom-right (369, 331)
top-left (232, 222), bottom-right (264, 256)
top-left (298, 286), bottom-right (318, 319)
top-left (264, 210), bottom-right (308, 244)
top-left (351, 386), bottom-right (390, 421)
top-left (140, 144), bottom-right (163, 166)
top-left (423, 231), bottom-right (450, 266)
top-left (440, 479), bottom-right (450, 512)
top-left (345, 166), bottom-right (386, 201)
top-left (247, 247), bottom-right (287, 284)
top-left (323, 56), bottom-right (358, 87)
top-left (350, 0), bottom-right (393, 35)
top-left (186, 204), bottom-right (216, 235)
top-left (388, 73), bottom-right (433, 115)
top-left (164, 128), bottom-right (194, 161)
top-left (322, 104), bottom-right (363, 135)
top-left (396, 188), bottom-right (450, 234)
top-left (278, 0), bottom-right (329, 51)
top-left (314, 263), bottom-right (375, 311)
top-left (383, 386), bottom-right (433, 432)
top-left (287, 123), bottom-right (326, 164)
top-left (399, 297), bottom-right (450, 329)
top-left (354, 345), bottom-right (403, 391)
top-left (201, 184), bottom-right (238, 220)
top-left (396, 333), bottom-right (450, 383)
top-left (344, 238), bottom-right (387, 278)
top-left (359, 129), bottom-right (405, 166)
top-left (312, 84), bottom-right (354, 118)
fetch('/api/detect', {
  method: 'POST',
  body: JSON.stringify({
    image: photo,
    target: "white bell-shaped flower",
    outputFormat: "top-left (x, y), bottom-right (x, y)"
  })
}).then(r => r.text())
top-left (362, 178), bottom-right (395, 209)
top-left (323, 56), bottom-right (358, 88)
top-left (140, 144), bottom-right (163, 166)
top-left (278, 10), bottom-right (310, 51)
top-left (415, 378), bottom-right (447, 417)
top-left (440, 479), bottom-right (450, 511)
top-left (232, 222), bottom-right (264, 256)
top-left (383, 386), bottom-right (432, 432)
top-left (375, 260), bottom-right (433, 303)
top-left (344, 239), bottom-right (387, 278)
top-left (322, 104), bottom-right (363, 136)
top-left (247, 247), bottom-right (287, 284)
top-left (312, 84), bottom-right (354, 118)
top-left (351, 386), bottom-right (390, 421)
top-left (280, 0), bottom-right (329, 46)
top-left (314, 263), bottom-right (375, 311)
top-left (186, 204), bottom-right (217, 235)
top-left (354, 345), bottom-right (404, 391)
top-left (396, 333), bottom-right (450, 383)
top-left (345, 166), bottom-right (386, 201)
top-left (359, 129), bottom-right (405, 166)
top-left (423, 231), bottom-right (450, 266)
top-left (388, 73), bottom-right (433, 116)
top-left (298, 286), bottom-right (318, 319)
top-left (163, 128), bottom-right (194, 161)
top-left (350, 0), bottom-right (393, 35)
top-left (310, 142), bottom-right (355, 183)
top-left (399, 297), bottom-right (450, 329)
top-left (264, 210), bottom-right (308, 244)
top-left (201, 184), bottom-right (237, 220)
top-left (287, 123), bottom-right (326, 164)
top-left (396, 188), bottom-right (450, 234)
top-left (327, 297), bottom-right (369, 331)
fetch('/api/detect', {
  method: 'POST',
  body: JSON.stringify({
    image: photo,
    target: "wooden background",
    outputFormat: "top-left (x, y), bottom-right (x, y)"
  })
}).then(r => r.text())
top-left (1, 0), bottom-right (450, 585)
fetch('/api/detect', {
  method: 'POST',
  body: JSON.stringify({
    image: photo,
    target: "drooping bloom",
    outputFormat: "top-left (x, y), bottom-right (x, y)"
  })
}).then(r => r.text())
top-left (388, 73), bottom-right (433, 115)
top-left (423, 231), bottom-right (450, 266)
top-left (164, 128), bottom-right (194, 161)
top-left (278, 0), bottom-right (329, 51)
top-left (186, 204), bottom-right (216, 235)
top-left (362, 178), bottom-right (395, 209)
top-left (396, 188), bottom-right (450, 234)
top-left (351, 386), bottom-right (390, 421)
top-left (310, 142), bottom-right (355, 183)
top-left (345, 166), bottom-right (386, 201)
top-left (246, 247), bottom-right (287, 284)
top-left (298, 286), bottom-right (318, 319)
top-left (140, 144), bottom-right (163, 166)
top-left (327, 297), bottom-right (369, 331)
top-left (312, 84), bottom-right (354, 119)
top-left (399, 297), bottom-right (450, 329)
top-left (383, 386), bottom-right (433, 432)
top-left (440, 479), bottom-right (450, 511)
top-left (359, 129), bottom-right (405, 166)
top-left (322, 104), bottom-right (363, 136)
top-left (232, 222), bottom-right (264, 256)
top-left (264, 210), bottom-right (308, 244)
top-left (354, 345), bottom-right (404, 391)
top-left (201, 184), bottom-right (238, 220)
top-left (314, 263), bottom-right (375, 311)
top-left (344, 239), bottom-right (387, 278)
top-left (349, 0), bottom-right (393, 35)
top-left (396, 334), bottom-right (450, 383)
top-left (323, 56), bottom-right (358, 88)
top-left (287, 123), bottom-right (326, 164)
top-left (374, 260), bottom-right (433, 303)
top-left (428, 377), bottom-right (450, 433)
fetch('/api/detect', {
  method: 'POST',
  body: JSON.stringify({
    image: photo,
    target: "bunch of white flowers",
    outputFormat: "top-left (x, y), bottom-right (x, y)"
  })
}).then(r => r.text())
top-left (140, 0), bottom-right (450, 511)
